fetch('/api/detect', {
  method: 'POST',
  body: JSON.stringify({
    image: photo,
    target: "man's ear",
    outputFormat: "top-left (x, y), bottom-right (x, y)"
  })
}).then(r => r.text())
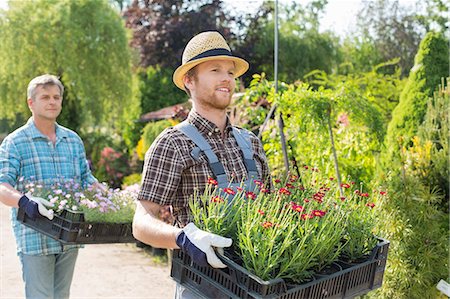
top-left (27, 98), bottom-right (33, 110)
top-left (183, 75), bottom-right (194, 90)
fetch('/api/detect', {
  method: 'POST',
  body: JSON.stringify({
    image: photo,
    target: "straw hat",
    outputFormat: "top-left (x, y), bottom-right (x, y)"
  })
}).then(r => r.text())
top-left (173, 31), bottom-right (249, 90)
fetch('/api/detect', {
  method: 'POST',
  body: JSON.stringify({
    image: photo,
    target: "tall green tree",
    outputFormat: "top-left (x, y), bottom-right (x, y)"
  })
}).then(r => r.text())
top-left (384, 32), bottom-right (449, 160)
top-left (0, 0), bottom-right (132, 133)
top-left (240, 0), bottom-right (341, 84)
top-left (123, 0), bottom-right (237, 69)
top-left (350, 0), bottom-right (448, 76)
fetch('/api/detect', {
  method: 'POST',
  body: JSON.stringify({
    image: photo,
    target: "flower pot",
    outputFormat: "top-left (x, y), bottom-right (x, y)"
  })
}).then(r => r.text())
top-left (170, 238), bottom-right (390, 299)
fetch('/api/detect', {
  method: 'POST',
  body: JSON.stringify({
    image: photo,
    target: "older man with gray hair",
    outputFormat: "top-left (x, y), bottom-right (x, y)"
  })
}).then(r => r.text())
top-left (0, 74), bottom-right (103, 299)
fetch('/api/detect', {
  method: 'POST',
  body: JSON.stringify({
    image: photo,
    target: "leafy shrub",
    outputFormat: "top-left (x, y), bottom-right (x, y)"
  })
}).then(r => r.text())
top-left (385, 32), bottom-right (449, 159)
top-left (137, 66), bottom-right (186, 114)
top-left (94, 147), bottom-right (130, 188)
top-left (122, 173), bottom-right (142, 188)
top-left (369, 171), bottom-right (448, 299)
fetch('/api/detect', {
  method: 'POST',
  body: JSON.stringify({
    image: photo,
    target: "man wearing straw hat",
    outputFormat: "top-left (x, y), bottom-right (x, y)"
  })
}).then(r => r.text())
top-left (133, 31), bottom-right (271, 297)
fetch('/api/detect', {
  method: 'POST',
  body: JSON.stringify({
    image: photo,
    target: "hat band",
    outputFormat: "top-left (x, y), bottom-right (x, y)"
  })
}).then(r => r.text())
top-left (187, 48), bottom-right (232, 63)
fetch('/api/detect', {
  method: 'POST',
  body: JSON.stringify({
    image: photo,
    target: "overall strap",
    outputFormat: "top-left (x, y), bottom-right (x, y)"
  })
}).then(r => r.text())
top-left (175, 122), bottom-right (228, 186)
top-left (231, 127), bottom-right (260, 181)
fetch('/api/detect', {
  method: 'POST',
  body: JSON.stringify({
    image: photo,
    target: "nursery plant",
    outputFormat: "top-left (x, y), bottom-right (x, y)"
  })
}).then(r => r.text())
top-left (189, 166), bottom-right (384, 282)
top-left (19, 179), bottom-right (138, 223)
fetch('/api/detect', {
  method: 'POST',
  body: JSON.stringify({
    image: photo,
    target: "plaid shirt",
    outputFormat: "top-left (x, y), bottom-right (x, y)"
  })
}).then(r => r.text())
top-left (138, 111), bottom-right (271, 226)
top-left (0, 118), bottom-right (97, 255)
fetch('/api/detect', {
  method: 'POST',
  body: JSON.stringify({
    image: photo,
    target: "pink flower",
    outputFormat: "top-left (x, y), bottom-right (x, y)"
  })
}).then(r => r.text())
top-left (337, 113), bottom-right (350, 127)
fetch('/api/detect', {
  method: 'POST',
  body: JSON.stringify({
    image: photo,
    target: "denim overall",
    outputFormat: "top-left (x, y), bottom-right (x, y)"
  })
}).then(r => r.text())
top-left (176, 121), bottom-right (260, 193)
top-left (174, 121), bottom-right (260, 299)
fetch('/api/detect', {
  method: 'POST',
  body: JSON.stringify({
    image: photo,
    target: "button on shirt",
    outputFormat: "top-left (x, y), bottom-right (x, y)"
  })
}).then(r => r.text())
top-left (0, 118), bottom-right (97, 255)
top-left (138, 111), bottom-right (271, 227)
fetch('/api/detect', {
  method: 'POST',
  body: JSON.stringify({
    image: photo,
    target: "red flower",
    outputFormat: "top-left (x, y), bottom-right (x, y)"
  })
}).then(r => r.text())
top-left (291, 204), bottom-right (304, 213)
top-left (223, 188), bottom-right (236, 195)
top-left (289, 175), bottom-right (298, 182)
top-left (211, 196), bottom-right (224, 203)
top-left (351, 181), bottom-right (356, 185)
top-left (341, 183), bottom-right (350, 189)
top-left (354, 190), bottom-right (360, 194)
top-left (246, 191), bottom-right (257, 200)
top-left (258, 209), bottom-right (265, 215)
top-left (262, 221), bottom-right (273, 229)
top-left (285, 183), bottom-right (295, 189)
top-left (279, 188), bottom-right (291, 195)
top-left (312, 210), bottom-right (326, 217)
top-left (274, 179), bottom-right (282, 184)
top-left (299, 185), bottom-right (305, 191)
top-left (380, 191), bottom-right (387, 196)
top-left (304, 198), bottom-right (310, 203)
top-left (208, 178), bottom-right (218, 186)
top-left (260, 188), bottom-right (270, 193)
top-left (340, 197), bottom-right (346, 201)
top-left (236, 187), bottom-right (243, 192)
top-left (360, 193), bottom-right (369, 197)
top-left (303, 165), bottom-right (309, 170)
top-left (254, 180), bottom-right (264, 187)
top-left (329, 177), bottom-right (335, 181)
top-left (301, 214), bottom-right (313, 220)
top-left (366, 203), bottom-right (375, 208)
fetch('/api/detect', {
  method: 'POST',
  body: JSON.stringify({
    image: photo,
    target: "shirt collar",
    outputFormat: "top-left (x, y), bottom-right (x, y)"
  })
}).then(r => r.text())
top-left (186, 110), bottom-right (233, 136)
top-left (26, 117), bottom-right (69, 139)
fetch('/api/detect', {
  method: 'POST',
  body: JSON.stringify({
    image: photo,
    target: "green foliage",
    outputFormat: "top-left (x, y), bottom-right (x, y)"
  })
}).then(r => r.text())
top-left (241, 1), bottom-right (342, 84)
top-left (271, 79), bottom-right (383, 182)
top-left (414, 81), bottom-right (449, 209)
top-left (304, 59), bottom-right (406, 125)
top-left (120, 73), bottom-right (145, 152)
top-left (137, 66), bottom-right (186, 114)
top-left (122, 173), bottom-right (142, 188)
top-left (94, 147), bottom-right (130, 188)
top-left (385, 32), bottom-right (449, 159)
top-left (0, 0), bottom-right (132, 133)
top-left (369, 172), bottom-right (448, 298)
top-left (369, 80), bottom-right (449, 298)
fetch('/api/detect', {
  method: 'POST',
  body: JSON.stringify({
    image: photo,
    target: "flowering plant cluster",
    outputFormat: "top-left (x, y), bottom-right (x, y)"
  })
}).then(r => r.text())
top-left (21, 178), bottom-right (138, 223)
top-left (189, 167), bottom-right (385, 282)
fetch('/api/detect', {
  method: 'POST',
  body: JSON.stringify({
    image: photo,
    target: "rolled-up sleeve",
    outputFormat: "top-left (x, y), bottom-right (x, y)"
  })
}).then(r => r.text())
top-left (138, 130), bottom-right (183, 206)
top-left (77, 140), bottom-right (97, 186)
top-left (0, 137), bottom-right (20, 186)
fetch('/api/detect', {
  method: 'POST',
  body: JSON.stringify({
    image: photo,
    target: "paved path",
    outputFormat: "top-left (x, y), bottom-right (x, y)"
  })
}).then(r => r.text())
top-left (0, 204), bottom-right (175, 299)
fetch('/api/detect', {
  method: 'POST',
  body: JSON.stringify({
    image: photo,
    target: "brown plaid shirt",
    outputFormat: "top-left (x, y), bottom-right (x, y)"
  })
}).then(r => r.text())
top-left (138, 110), bottom-right (271, 227)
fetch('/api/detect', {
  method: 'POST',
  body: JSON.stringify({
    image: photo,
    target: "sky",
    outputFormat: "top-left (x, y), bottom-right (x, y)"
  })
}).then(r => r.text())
top-left (0, 0), bottom-right (417, 38)
top-left (222, 0), bottom-right (364, 37)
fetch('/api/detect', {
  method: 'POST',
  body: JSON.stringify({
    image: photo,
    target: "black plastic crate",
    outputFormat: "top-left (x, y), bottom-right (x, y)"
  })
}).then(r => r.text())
top-left (171, 238), bottom-right (389, 299)
top-left (17, 207), bottom-right (135, 244)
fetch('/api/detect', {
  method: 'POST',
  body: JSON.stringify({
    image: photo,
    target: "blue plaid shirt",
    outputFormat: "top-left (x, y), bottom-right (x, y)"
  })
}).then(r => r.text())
top-left (0, 118), bottom-right (97, 255)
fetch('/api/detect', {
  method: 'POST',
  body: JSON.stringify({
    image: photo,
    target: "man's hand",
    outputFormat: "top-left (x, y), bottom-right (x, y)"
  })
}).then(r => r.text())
top-left (18, 194), bottom-right (54, 220)
top-left (176, 223), bottom-right (232, 268)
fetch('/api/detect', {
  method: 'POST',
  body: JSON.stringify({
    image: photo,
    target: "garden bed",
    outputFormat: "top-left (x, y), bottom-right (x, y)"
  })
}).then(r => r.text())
top-left (17, 207), bottom-right (135, 244)
top-left (171, 238), bottom-right (389, 299)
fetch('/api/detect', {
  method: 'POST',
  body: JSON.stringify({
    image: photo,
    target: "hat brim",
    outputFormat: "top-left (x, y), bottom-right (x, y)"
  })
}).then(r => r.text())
top-left (173, 55), bottom-right (249, 90)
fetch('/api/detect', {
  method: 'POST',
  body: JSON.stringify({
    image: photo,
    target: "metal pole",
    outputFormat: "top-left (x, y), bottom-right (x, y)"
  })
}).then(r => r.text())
top-left (274, 0), bottom-right (290, 176)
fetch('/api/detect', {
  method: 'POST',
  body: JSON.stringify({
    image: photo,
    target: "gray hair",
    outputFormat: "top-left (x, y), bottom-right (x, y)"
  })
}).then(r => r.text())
top-left (27, 74), bottom-right (64, 100)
